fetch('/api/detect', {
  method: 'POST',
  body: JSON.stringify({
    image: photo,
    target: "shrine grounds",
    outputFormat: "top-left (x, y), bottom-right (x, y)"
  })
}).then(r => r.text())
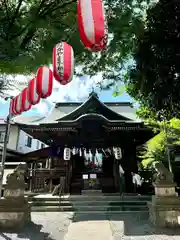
top-left (1, 211), bottom-right (180, 240)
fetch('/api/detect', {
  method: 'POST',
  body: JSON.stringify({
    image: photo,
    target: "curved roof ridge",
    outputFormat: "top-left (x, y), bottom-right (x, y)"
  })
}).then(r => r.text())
top-left (56, 93), bottom-right (97, 121)
top-left (56, 93), bottom-right (135, 121)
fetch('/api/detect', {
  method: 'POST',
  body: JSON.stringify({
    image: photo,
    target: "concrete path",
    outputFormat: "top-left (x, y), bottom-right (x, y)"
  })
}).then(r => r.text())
top-left (64, 221), bottom-right (112, 240)
top-left (1, 212), bottom-right (180, 240)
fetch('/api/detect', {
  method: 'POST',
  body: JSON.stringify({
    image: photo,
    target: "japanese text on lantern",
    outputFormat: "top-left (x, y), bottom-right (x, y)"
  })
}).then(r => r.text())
top-left (56, 43), bottom-right (64, 80)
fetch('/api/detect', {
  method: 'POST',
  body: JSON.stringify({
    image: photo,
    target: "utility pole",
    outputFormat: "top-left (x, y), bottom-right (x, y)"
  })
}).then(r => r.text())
top-left (0, 115), bottom-right (11, 198)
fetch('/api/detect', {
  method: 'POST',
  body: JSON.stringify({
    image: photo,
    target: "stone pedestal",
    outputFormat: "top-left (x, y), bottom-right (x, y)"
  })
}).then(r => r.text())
top-left (153, 183), bottom-right (177, 197)
top-left (0, 164), bottom-right (31, 230)
top-left (148, 183), bottom-right (180, 227)
top-left (0, 197), bottom-right (31, 229)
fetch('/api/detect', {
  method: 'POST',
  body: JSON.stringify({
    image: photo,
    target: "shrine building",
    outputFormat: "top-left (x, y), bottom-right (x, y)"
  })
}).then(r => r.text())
top-left (17, 92), bottom-right (155, 194)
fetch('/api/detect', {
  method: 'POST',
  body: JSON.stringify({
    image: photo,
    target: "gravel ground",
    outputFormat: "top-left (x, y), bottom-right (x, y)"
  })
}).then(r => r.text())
top-left (1, 212), bottom-right (180, 240)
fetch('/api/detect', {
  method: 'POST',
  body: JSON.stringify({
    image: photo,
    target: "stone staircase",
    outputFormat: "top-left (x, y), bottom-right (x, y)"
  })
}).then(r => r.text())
top-left (27, 190), bottom-right (151, 213)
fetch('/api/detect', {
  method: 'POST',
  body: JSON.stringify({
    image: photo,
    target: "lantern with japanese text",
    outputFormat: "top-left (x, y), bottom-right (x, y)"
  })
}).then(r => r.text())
top-left (77, 0), bottom-right (108, 52)
top-left (36, 66), bottom-right (53, 98)
top-left (64, 148), bottom-right (71, 161)
top-left (14, 94), bottom-right (22, 115)
top-left (21, 87), bottom-right (32, 112)
top-left (28, 78), bottom-right (40, 105)
top-left (53, 42), bottom-right (74, 85)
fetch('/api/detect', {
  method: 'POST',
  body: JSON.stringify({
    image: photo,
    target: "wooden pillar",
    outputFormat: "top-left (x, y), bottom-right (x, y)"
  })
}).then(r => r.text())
top-left (65, 161), bottom-right (68, 193)
top-left (49, 157), bottom-right (53, 192)
top-left (45, 158), bottom-right (49, 169)
top-left (113, 160), bottom-right (119, 191)
top-left (123, 144), bottom-right (135, 193)
top-left (29, 163), bottom-right (33, 192)
top-left (30, 161), bottom-right (36, 192)
top-left (113, 158), bottom-right (116, 185)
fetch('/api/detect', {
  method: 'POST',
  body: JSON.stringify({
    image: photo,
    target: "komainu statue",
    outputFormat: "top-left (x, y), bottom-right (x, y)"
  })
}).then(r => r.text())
top-left (154, 162), bottom-right (174, 184)
top-left (6, 163), bottom-right (27, 188)
top-left (14, 163), bottom-right (27, 178)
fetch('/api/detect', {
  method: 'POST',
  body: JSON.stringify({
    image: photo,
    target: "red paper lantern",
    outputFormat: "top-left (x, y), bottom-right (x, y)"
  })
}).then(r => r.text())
top-left (14, 94), bottom-right (22, 114)
top-left (28, 78), bottom-right (40, 105)
top-left (36, 66), bottom-right (53, 98)
top-left (21, 87), bottom-right (32, 112)
top-left (77, 0), bottom-right (108, 52)
top-left (53, 42), bottom-right (74, 85)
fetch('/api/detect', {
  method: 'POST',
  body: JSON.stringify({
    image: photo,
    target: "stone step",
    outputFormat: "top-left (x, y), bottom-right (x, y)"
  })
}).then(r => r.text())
top-left (27, 193), bottom-right (151, 213)
top-left (30, 202), bottom-right (147, 210)
top-left (28, 193), bottom-right (150, 212)
top-left (81, 190), bottom-right (102, 195)
top-left (29, 200), bottom-right (148, 206)
top-left (27, 194), bottom-right (151, 202)
top-left (31, 205), bottom-right (149, 212)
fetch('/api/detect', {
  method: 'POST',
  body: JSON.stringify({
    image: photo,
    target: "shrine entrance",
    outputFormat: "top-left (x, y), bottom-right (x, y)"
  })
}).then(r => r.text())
top-left (70, 149), bottom-right (121, 194)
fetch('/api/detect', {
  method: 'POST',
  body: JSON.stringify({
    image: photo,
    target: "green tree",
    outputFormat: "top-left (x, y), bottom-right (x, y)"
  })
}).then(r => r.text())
top-left (140, 118), bottom-right (180, 168)
top-left (140, 131), bottom-right (165, 168)
top-left (0, 0), bottom-right (152, 77)
top-left (126, 0), bottom-right (180, 120)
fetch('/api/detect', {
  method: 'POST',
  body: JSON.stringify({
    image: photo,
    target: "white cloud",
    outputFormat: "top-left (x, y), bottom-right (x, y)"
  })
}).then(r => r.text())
top-left (2, 70), bottom-right (102, 116)
top-left (6, 73), bottom-right (101, 102)
top-left (46, 75), bottom-right (101, 103)
top-left (32, 101), bottom-right (50, 115)
top-left (35, 74), bottom-right (102, 116)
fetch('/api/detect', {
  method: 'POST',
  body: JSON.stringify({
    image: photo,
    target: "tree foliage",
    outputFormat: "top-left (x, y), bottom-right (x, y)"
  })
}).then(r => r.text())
top-left (0, 0), bottom-right (151, 78)
top-left (126, 0), bottom-right (180, 120)
top-left (0, 75), bottom-right (14, 98)
top-left (140, 118), bottom-right (180, 168)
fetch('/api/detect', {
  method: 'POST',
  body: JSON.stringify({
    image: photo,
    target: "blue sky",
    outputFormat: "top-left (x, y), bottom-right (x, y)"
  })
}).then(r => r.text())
top-left (0, 74), bottom-right (133, 118)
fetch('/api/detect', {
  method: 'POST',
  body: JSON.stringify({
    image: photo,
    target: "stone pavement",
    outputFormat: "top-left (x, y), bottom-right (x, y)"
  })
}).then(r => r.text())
top-left (64, 220), bottom-right (112, 240)
top-left (1, 212), bottom-right (180, 240)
